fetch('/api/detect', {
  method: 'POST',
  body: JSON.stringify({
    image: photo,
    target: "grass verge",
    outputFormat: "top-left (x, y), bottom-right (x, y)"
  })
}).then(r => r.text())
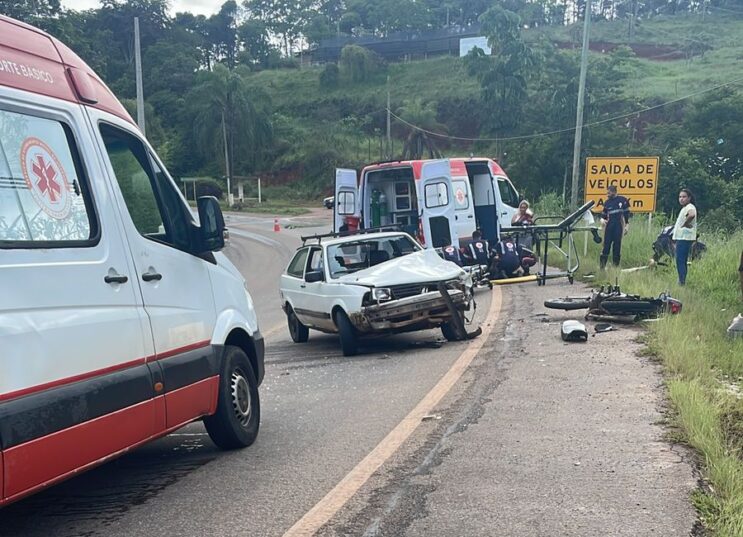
top-left (568, 221), bottom-right (743, 536)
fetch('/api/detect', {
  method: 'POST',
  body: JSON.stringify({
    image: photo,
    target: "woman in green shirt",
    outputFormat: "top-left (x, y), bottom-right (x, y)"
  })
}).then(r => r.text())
top-left (672, 188), bottom-right (697, 285)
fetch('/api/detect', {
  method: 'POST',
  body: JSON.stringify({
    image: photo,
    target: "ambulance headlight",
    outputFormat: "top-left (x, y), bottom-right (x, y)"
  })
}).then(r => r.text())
top-left (372, 287), bottom-right (392, 302)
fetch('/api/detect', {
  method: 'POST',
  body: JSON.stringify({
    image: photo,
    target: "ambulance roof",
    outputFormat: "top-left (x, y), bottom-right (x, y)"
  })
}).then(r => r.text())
top-left (360, 157), bottom-right (506, 179)
top-left (0, 15), bottom-right (134, 125)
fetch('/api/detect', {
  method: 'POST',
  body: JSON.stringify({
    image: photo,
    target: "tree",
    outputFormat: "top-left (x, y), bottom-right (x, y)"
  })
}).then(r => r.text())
top-left (396, 99), bottom-right (445, 160)
top-left (187, 64), bottom-right (273, 198)
top-left (339, 45), bottom-right (383, 82)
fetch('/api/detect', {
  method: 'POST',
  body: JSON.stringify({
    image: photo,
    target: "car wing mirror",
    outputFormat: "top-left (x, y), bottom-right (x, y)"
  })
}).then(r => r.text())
top-left (197, 196), bottom-right (225, 253)
top-left (305, 270), bottom-right (324, 283)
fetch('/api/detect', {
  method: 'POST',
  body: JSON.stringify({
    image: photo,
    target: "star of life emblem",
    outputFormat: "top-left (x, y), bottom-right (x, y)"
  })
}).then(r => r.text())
top-left (20, 137), bottom-right (72, 220)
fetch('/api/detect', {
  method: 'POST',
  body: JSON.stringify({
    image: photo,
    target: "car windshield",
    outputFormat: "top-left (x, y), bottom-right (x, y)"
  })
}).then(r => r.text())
top-left (327, 235), bottom-right (421, 279)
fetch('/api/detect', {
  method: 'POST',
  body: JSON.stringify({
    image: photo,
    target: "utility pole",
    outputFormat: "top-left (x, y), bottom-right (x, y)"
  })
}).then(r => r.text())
top-left (570, 0), bottom-right (591, 209)
top-left (386, 75), bottom-right (391, 159)
top-left (222, 112), bottom-right (232, 206)
top-left (134, 17), bottom-right (145, 135)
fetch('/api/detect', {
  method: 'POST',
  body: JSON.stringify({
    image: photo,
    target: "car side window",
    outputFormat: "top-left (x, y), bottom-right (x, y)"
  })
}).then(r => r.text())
top-left (307, 247), bottom-right (324, 273)
top-left (287, 248), bottom-right (309, 278)
top-left (100, 123), bottom-right (191, 251)
top-left (0, 108), bottom-right (97, 247)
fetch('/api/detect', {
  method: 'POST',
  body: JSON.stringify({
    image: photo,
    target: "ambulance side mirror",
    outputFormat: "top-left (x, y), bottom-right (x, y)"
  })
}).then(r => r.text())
top-left (196, 196), bottom-right (226, 253)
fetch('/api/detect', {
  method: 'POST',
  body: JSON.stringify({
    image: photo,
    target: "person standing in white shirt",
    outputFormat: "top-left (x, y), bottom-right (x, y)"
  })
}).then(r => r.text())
top-left (672, 188), bottom-right (697, 285)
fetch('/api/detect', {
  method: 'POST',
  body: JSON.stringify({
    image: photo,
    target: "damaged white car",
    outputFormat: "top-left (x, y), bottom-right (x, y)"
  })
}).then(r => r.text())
top-left (279, 231), bottom-right (473, 356)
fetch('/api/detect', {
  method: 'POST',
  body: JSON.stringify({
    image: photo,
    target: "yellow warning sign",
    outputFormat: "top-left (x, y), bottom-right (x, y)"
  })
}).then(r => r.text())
top-left (585, 157), bottom-right (659, 213)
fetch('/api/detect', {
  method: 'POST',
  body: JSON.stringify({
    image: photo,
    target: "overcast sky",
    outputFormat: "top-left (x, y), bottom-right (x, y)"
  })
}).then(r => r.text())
top-left (60, 0), bottom-right (219, 16)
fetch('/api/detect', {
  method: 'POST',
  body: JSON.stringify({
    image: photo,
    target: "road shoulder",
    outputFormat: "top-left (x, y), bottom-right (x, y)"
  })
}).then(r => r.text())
top-left (320, 279), bottom-right (699, 536)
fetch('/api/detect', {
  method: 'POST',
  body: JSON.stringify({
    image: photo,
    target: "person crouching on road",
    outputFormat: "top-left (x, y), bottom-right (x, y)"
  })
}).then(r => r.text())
top-left (600, 185), bottom-right (631, 269)
top-left (672, 188), bottom-right (698, 286)
top-left (492, 236), bottom-right (536, 279)
top-left (442, 244), bottom-right (464, 266)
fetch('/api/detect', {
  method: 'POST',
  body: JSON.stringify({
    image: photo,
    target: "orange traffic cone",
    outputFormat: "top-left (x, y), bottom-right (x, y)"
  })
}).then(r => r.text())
top-left (273, 218), bottom-right (280, 232)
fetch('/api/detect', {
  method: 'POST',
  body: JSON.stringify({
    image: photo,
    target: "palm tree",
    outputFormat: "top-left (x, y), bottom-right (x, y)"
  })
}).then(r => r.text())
top-left (189, 64), bottom-right (272, 202)
top-left (396, 98), bottom-right (446, 160)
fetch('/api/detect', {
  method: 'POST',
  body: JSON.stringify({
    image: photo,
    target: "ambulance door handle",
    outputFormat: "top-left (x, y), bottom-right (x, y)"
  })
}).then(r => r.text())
top-left (142, 271), bottom-right (163, 282)
top-left (104, 273), bottom-right (128, 284)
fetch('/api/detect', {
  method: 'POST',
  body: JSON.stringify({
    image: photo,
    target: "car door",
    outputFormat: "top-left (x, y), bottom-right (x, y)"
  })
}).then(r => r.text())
top-left (290, 246), bottom-right (334, 330)
top-left (334, 168), bottom-right (358, 232)
top-left (0, 100), bottom-right (155, 502)
top-left (89, 111), bottom-right (219, 429)
top-left (417, 159), bottom-right (458, 249)
top-left (282, 246), bottom-right (310, 322)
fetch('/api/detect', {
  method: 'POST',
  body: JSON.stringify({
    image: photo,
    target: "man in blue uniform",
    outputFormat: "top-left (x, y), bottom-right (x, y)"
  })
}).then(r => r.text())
top-left (464, 230), bottom-right (491, 267)
top-left (492, 236), bottom-right (536, 278)
top-left (600, 185), bottom-right (631, 269)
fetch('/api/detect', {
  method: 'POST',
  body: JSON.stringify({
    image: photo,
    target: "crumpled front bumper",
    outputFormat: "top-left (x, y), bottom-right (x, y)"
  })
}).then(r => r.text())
top-left (350, 289), bottom-right (467, 333)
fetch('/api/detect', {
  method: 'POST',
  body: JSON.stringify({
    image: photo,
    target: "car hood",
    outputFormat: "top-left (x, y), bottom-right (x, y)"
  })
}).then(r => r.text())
top-left (337, 249), bottom-right (464, 287)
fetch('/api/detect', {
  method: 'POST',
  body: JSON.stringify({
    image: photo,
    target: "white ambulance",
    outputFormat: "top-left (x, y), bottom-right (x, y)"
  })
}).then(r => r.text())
top-left (0, 15), bottom-right (264, 506)
top-left (334, 157), bottom-right (520, 248)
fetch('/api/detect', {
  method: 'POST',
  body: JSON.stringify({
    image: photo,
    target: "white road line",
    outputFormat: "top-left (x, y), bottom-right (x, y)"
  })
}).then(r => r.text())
top-left (282, 287), bottom-right (503, 537)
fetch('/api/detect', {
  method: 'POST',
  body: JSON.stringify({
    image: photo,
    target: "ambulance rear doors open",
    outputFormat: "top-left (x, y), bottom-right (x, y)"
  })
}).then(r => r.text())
top-left (337, 160), bottom-right (458, 249)
top-left (450, 159), bottom-right (520, 244)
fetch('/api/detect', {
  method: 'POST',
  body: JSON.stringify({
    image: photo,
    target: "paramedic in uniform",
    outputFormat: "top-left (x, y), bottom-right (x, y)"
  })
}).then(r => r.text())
top-left (599, 185), bottom-right (631, 269)
top-left (464, 230), bottom-right (491, 267)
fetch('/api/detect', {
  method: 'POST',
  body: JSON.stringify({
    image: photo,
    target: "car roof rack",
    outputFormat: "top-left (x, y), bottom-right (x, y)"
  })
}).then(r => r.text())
top-left (300, 225), bottom-right (403, 245)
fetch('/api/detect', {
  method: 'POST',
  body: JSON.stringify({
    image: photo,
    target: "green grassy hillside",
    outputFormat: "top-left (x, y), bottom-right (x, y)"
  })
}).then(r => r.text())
top-left (243, 12), bottom-right (743, 203)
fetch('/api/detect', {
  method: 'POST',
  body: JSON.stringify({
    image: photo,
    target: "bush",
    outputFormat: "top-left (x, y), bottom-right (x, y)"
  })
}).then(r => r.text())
top-left (339, 45), bottom-right (384, 83)
top-left (319, 63), bottom-right (339, 89)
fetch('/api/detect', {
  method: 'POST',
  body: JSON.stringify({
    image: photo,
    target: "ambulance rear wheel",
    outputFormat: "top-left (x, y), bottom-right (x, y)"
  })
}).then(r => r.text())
top-left (204, 346), bottom-right (260, 450)
top-left (287, 306), bottom-right (309, 343)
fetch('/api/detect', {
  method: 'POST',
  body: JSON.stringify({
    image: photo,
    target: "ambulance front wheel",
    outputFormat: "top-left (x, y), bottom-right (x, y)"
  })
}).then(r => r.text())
top-left (204, 346), bottom-right (260, 450)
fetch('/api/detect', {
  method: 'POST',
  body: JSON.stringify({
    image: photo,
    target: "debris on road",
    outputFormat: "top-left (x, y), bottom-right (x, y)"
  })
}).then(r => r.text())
top-left (561, 320), bottom-right (588, 342)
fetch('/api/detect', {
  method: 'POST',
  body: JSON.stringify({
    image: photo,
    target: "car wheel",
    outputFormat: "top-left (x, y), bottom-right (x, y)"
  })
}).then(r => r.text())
top-left (287, 306), bottom-right (309, 343)
top-left (204, 345), bottom-right (260, 450)
top-left (335, 310), bottom-right (358, 356)
top-left (441, 310), bottom-right (465, 342)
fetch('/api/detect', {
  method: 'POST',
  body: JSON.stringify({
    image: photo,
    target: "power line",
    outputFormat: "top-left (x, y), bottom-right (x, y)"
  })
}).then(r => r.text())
top-left (388, 74), bottom-right (743, 143)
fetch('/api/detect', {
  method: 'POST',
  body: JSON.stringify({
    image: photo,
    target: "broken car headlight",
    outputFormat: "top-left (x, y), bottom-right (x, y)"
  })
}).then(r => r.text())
top-left (372, 287), bottom-right (392, 302)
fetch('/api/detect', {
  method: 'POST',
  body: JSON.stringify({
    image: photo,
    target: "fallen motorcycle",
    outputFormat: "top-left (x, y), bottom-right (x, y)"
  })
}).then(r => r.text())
top-left (544, 285), bottom-right (682, 321)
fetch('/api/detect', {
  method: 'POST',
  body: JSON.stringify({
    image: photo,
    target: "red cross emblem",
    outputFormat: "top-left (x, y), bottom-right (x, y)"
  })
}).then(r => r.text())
top-left (20, 137), bottom-right (71, 220)
top-left (31, 155), bottom-right (62, 202)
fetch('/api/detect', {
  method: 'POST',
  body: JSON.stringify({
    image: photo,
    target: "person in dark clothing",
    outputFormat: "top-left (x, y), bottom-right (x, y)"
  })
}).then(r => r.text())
top-left (463, 230), bottom-right (491, 267)
top-left (442, 244), bottom-right (464, 266)
top-left (492, 236), bottom-right (536, 278)
top-left (599, 185), bottom-right (631, 269)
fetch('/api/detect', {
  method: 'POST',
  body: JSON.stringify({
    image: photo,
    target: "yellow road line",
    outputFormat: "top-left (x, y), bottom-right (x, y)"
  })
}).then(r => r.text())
top-left (262, 321), bottom-right (286, 340)
top-left (282, 287), bottom-right (503, 537)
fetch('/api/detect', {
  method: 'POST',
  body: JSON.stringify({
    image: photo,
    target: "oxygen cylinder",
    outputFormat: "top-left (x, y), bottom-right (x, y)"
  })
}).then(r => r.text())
top-left (371, 189), bottom-right (381, 228)
top-left (379, 192), bottom-right (389, 225)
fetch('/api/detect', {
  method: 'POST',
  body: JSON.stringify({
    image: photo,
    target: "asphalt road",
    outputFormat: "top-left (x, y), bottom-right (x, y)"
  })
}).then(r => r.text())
top-left (0, 210), bottom-right (498, 537)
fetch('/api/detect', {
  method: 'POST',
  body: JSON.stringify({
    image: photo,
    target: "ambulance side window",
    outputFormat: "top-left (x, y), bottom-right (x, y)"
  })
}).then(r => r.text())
top-left (497, 178), bottom-right (519, 207)
top-left (0, 109), bottom-right (97, 247)
top-left (100, 124), bottom-right (190, 251)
